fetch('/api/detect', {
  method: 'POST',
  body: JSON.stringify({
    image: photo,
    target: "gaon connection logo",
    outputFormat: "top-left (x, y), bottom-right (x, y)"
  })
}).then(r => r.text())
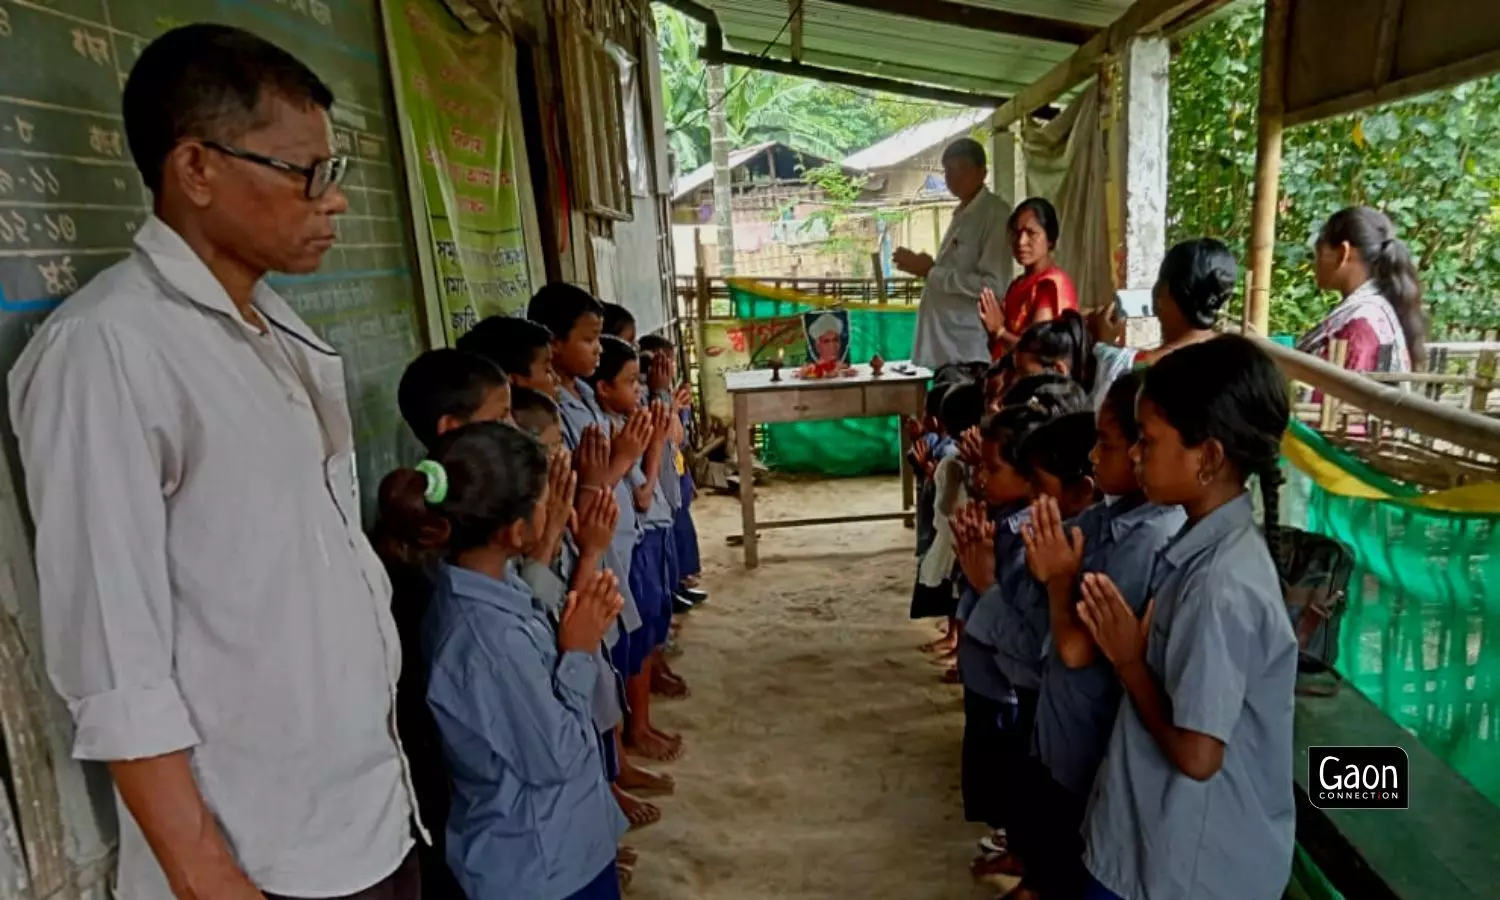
top-left (1310, 746), bottom-right (1408, 809)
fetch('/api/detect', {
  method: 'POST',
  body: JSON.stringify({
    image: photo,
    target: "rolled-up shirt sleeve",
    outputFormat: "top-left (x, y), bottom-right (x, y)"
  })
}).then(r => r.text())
top-left (9, 321), bottom-right (199, 760)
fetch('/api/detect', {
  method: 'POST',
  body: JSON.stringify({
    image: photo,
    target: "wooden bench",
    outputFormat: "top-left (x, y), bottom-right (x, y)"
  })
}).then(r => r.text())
top-left (1294, 682), bottom-right (1500, 899)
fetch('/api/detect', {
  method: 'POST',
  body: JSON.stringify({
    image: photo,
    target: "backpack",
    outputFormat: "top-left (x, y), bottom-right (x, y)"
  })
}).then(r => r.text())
top-left (1271, 527), bottom-right (1354, 696)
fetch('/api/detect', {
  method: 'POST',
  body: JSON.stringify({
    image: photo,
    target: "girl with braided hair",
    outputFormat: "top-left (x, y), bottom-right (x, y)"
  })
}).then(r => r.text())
top-left (1074, 335), bottom-right (1296, 900)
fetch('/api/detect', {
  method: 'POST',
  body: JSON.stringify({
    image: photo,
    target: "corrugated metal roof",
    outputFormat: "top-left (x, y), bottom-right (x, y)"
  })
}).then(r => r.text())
top-left (706, 0), bottom-right (1134, 97)
top-left (841, 107), bottom-right (993, 170)
top-left (671, 140), bottom-right (841, 201)
top-left (672, 140), bottom-right (780, 201)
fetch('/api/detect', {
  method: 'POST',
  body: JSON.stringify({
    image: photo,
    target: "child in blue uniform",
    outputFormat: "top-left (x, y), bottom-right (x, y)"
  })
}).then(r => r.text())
top-left (458, 314), bottom-right (560, 398)
top-left (589, 335), bottom-right (684, 763)
top-left (381, 348), bottom-right (513, 898)
top-left (528, 284), bottom-right (671, 827)
top-left (638, 333), bottom-right (707, 614)
top-left (1006, 373), bottom-right (1188, 898)
top-left (1078, 336), bottom-right (1296, 900)
top-left (379, 421), bottom-right (628, 900)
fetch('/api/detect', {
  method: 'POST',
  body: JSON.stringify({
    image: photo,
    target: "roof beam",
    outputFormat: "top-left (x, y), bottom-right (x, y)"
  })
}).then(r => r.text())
top-left (991, 0), bottom-right (1231, 127)
top-left (701, 44), bottom-right (1026, 110)
top-left (817, 0), bottom-right (1099, 46)
top-left (789, 0), bottom-right (804, 61)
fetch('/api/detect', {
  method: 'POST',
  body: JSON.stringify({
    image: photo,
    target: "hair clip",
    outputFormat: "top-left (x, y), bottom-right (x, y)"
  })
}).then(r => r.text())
top-left (415, 459), bottom-right (449, 504)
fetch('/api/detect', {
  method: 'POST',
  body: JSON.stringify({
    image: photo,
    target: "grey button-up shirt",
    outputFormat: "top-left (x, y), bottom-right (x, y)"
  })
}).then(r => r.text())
top-left (1083, 495), bottom-right (1297, 900)
top-left (1033, 500), bottom-right (1185, 796)
top-left (911, 186), bottom-right (1010, 369)
top-left (8, 217), bottom-right (419, 899)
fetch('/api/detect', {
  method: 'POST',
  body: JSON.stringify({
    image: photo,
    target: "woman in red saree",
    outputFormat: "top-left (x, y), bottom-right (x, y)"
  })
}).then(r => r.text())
top-left (980, 197), bottom-right (1079, 358)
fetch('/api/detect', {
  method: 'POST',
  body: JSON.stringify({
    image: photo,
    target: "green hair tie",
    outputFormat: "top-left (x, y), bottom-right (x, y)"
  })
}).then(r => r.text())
top-left (415, 459), bottom-right (449, 504)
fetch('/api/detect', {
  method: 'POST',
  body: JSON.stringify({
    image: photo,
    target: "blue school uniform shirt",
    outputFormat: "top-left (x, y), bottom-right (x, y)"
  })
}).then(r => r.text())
top-left (1032, 500), bottom-right (1186, 797)
top-left (954, 502), bottom-right (1026, 622)
top-left (556, 380), bottom-right (643, 635)
top-left (423, 564), bottom-right (627, 900)
top-left (1083, 494), bottom-right (1297, 900)
top-left (520, 554), bottom-right (623, 733)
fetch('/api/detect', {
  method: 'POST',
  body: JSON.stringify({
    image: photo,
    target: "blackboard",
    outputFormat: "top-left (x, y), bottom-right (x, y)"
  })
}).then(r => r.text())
top-left (0, 0), bottom-right (427, 512)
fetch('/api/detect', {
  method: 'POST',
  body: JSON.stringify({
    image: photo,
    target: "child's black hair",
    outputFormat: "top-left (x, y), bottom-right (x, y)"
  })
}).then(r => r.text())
top-left (511, 386), bottom-right (561, 435)
top-left (1019, 411), bottom-right (1097, 483)
top-left (1101, 370), bottom-right (1145, 445)
top-left (939, 381), bottom-right (985, 439)
top-left (638, 333), bottom-right (674, 355)
top-left (587, 335), bottom-right (639, 387)
top-left (377, 421), bottom-right (548, 565)
top-left (1140, 334), bottom-right (1290, 549)
top-left (934, 361), bottom-right (987, 387)
top-left (985, 354), bottom-right (1014, 382)
top-left (1001, 371), bottom-right (1088, 413)
top-left (1015, 310), bottom-right (1097, 393)
top-left (456, 315), bottom-right (551, 379)
top-left (398, 349), bottom-right (508, 450)
top-left (1158, 238), bottom-right (1236, 329)
top-left (924, 381), bottom-right (952, 421)
top-left (526, 282), bottom-right (605, 341)
top-left (602, 302), bottom-right (636, 339)
top-left (985, 373), bottom-right (1090, 466)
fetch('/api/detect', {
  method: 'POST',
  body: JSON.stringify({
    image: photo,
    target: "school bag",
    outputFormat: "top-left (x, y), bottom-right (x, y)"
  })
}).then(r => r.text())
top-left (1270, 527), bottom-right (1354, 696)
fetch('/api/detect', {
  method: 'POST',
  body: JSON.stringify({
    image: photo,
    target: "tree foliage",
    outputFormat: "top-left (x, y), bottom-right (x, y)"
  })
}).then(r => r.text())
top-left (654, 6), bottom-right (957, 174)
top-left (1170, 4), bottom-right (1500, 338)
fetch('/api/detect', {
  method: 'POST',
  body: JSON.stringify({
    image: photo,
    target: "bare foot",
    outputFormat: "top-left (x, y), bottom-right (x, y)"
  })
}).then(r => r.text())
top-left (618, 760), bottom-right (676, 796)
top-left (651, 667), bottom-right (691, 699)
top-left (611, 784), bottom-right (661, 830)
top-left (627, 728), bottom-right (684, 762)
top-left (617, 860), bottom-right (634, 891)
top-left (940, 665), bottom-right (962, 685)
top-left (972, 851), bottom-right (1025, 879)
top-left (682, 574), bottom-right (701, 589)
top-left (618, 846), bottom-right (639, 866)
top-left (1000, 886), bottom-right (1041, 900)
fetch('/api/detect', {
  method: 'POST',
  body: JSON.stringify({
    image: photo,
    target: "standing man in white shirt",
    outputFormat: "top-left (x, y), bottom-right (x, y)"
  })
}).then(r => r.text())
top-left (8, 25), bottom-right (421, 900)
top-left (894, 138), bottom-right (1010, 368)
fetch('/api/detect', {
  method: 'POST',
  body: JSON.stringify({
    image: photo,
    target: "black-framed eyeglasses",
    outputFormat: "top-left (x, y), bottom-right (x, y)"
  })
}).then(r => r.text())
top-left (202, 141), bottom-right (350, 199)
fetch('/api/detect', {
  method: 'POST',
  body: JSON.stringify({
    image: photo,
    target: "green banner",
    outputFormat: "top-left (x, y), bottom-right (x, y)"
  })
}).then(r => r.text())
top-left (384, 0), bottom-right (536, 341)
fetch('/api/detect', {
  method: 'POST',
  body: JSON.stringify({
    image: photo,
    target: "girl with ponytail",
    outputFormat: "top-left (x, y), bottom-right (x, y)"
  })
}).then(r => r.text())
top-left (1072, 335), bottom-right (1298, 900)
top-left (1302, 205), bottom-right (1428, 372)
top-left (379, 421), bottom-right (630, 900)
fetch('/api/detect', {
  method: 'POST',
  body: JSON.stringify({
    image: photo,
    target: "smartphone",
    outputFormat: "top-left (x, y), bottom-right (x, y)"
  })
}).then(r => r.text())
top-left (1115, 288), bottom-right (1154, 319)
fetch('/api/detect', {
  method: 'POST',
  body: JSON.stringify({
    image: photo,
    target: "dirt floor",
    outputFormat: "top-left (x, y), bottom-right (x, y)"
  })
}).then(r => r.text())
top-left (629, 475), bottom-right (1005, 899)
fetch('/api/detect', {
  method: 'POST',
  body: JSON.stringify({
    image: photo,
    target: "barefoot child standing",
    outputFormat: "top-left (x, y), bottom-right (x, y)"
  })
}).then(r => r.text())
top-left (380, 422), bottom-right (628, 899)
top-left (1078, 336), bottom-right (1296, 900)
top-left (590, 336), bottom-right (685, 763)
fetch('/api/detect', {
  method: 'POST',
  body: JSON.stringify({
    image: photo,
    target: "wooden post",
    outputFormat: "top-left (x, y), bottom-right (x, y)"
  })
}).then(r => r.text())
top-left (1246, 0), bottom-right (1290, 337)
top-left (1320, 339), bottom-right (1348, 432)
top-left (872, 251), bottom-right (888, 303)
top-left (694, 252), bottom-right (711, 437)
top-left (1471, 350), bottom-right (1497, 414)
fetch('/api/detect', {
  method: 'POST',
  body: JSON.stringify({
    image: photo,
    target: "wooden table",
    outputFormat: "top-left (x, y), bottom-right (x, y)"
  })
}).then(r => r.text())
top-left (726, 362), bottom-right (932, 568)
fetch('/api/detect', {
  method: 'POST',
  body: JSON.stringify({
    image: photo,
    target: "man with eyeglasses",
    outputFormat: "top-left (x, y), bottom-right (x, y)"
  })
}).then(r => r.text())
top-left (8, 25), bottom-right (420, 900)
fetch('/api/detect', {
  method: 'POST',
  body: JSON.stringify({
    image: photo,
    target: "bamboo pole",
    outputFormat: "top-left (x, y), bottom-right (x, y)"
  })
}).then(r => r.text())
top-left (1254, 336), bottom-right (1500, 458)
top-left (1246, 0), bottom-right (1290, 337)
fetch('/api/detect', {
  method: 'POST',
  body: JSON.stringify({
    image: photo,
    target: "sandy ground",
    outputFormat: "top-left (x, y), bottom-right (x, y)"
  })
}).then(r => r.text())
top-left (628, 475), bottom-right (1000, 899)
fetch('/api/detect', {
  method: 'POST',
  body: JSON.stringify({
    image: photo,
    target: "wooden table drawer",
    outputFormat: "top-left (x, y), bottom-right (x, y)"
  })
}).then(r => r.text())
top-left (862, 383), bottom-right (926, 417)
top-left (741, 386), bottom-right (867, 424)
